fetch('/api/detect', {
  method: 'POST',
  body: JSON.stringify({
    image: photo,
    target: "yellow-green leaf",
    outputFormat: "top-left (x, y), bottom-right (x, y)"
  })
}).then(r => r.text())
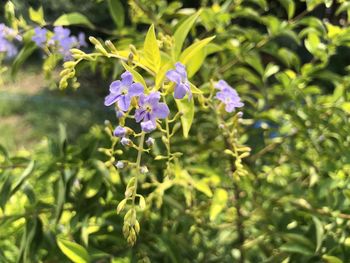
top-left (175, 97), bottom-right (194, 138)
top-left (194, 181), bottom-right (213, 197)
top-left (29, 6), bottom-right (45, 25)
top-left (144, 24), bottom-right (161, 73)
top-left (173, 10), bottom-right (201, 58)
top-left (210, 188), bottom-right (228, 221)
top-left (57, 238), bottom-right (90, 263)
top-left (322, 255), bottom-right (343, 263)
top-left (179, 36), bottom-right (215, 66)
top-left (54, 12), bottom-right (94, 29)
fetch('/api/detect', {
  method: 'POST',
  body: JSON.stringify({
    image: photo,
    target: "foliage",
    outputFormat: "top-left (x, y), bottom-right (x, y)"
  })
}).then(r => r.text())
top-left (1, 0), bottom-right (350, 262)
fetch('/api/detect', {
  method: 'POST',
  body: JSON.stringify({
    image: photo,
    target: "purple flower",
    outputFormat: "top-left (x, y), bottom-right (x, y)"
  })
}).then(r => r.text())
top-left (113, 126), bottom-right (127, 137)
top-left (0, 38), bottom-right (17, 57)
top-left (32, 27), bottom-right (47, 47)
top-left (215, 80), bottom-right (244, 113)
top-left (135, 92), bottom-right (170, 132)
top-left (141, 121), bottom-right (157, 133)
top-left (0, 24), bottom-right (20, 58)
top-left (104, 71), bottom-right (144, 111)
top-left (78, 32), bottom-right (87, 47)
top-left (51, 26), bottom-right (71, 42)
top-left (166, 62), bottom-right (192, 99)
top-left (50, 26), bottom-right (77, 60)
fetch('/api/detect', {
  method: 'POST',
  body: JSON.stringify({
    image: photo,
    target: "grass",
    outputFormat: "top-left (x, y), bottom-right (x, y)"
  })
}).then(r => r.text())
top-left (0, 64), bottom-right (113, 152)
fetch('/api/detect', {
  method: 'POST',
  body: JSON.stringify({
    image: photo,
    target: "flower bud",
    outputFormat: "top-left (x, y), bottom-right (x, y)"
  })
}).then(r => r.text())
top-left (115, 161), bottom-right (124, 169)
top-left (140, 166), bottom-right (149, 174)
top-left (121, 137), bottom-right (131, 146)
top-left (146, 137), bottom-right (155, 147)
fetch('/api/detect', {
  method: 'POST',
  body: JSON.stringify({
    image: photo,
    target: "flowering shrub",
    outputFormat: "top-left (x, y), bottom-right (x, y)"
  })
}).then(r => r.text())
top-left (1, 0), bottom-right (350, 262)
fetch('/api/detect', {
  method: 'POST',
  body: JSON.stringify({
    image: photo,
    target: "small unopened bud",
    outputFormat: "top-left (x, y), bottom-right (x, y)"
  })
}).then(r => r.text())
top-left (116, 110), bottom-right (124, 118)
top-left (237, 111), bottom-right (243, 118)
top-left (146, 137), bottom-right (155, 147)
top-left (140, 166), bottom-right (149, 174)
top-left (104, 120), bottom-right (111, 126)
top-left (121, 137), bottom-right (132, 146)
top-left (129, 44), bottom-right (138, 56)
top-left (115, 161), bottom-right (124, 169)
top-left (105, 40), bottom-right (117, 52)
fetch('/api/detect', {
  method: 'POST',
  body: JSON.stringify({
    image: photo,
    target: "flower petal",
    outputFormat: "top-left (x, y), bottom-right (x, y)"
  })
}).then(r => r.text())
top-left (215, 80), bottom-right (230, 90)
top-left (109, 80), bottom-right (122, 93)
top-left (141, 120), bottom-right (156, 133)
top-left (121, 71), bottom-right (133, 86)
top-left (147, 92), bottom-right (161, 105)
top-left (175, 62), bottom-right (187, 78)
top-left (129, 83), bottom-right (144, 96)
top-left (166, 70), bottom-right (181, 83)
top-left (135, 109), bottom-right (147, 123)
top-left (118, 94), bottom-right (131, 111)
top-left (113, 126), bottom-right (126, 137)
top-left (153, 103), bottom-right (170, 119)
top-left (174, 83), bottom-right (188, 99)
top-left (104, 93), bottom-right (120, 106)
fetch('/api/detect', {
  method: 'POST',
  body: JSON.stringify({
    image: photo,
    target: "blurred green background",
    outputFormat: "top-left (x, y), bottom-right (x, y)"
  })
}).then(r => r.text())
top-left (1, 0), bottom-right (350, 262)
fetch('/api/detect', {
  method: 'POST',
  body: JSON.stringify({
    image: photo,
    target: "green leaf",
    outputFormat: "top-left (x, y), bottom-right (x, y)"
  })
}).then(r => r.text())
top-left (305, 32), bottom-right (320, 55)
top-left (336, 2), bottom-right (350, 15)
top-left (29, 6), bottom-right (45, 25)
top-left (0, 171), bottom-right (12, 211)
top-left (11, 160), bottom-right (35, 196)
top-left (107, 0), bottom-right (124, 28)
top-left (11, 42), bottom-right (37, 77)
top-left (121, 62), bottom-right (147, 89)
top-left (263, 63), bottom-right (280, 81)
top-left (57, 238), bottom-right (90, 263)
top-left (179, 36), bottom-right (215, 66)
top-left (144, 24), bottom-right (161, 73)
top-left (175, 97), bottom-right (194, 138)
top-left (85, 173), bottom-right (102, 198)
top-left (194, 181), bottom-right (213, 197)
top-left (322, 255), bottom-right (343, 263)
top-left (186, 43), bottom-right (222, 77)
top-left (173, 10), bottom-right (201, 58)
top-left (54, 12), bottom-right (94, 29)
top-left (312, 216), bottom-right (324, 253)
top-left (306, 0), bottom-right (324, 11)
top-left (280, 243), bottom-right (314, 256)
top-left (278, 0), bottom-right (295, 19)
top-left (210, 188), bottom-right (228, 221)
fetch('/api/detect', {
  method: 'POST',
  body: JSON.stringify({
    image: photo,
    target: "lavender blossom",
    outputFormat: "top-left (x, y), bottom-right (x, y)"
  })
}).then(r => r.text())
top-left (0, 23), bottom-right (21, 58)
top-left (113, 126), bottom-right (127, 137)
top-left (104, 71), bottom-right (144, 111)
top-left (166, 62), bottom-right (192, 99)
top-left (32, 27), bottom-right (47, 47)
top-left (135, 92), bottom-right (170, 132)
top-left (215, 80), bottom-right (244, 113)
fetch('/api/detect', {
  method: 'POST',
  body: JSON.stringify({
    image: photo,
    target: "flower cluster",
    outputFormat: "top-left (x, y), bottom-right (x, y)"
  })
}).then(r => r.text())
top-left (0, 23), bottom-right (22, 58)
top-left (105, 71), bottom-right (170, 138)
top-left (32, 26), bottom-right (87, 60)
top-left (215, 80), bottom-right (244, 112)
top-left (105, 63), bottom-right (244, 144)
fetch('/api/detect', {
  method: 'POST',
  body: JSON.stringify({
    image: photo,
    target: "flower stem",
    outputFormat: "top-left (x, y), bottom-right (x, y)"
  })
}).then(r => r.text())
top-left (132, 132), bottom-right (145, 206)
